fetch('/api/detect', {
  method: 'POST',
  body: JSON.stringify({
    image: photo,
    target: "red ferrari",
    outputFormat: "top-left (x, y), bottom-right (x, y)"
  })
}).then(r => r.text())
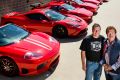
top-left (53, 0), bottom-right (100, 5)
top-left (31, 2), bottom-right (93, 23)
top-left (66, 0), bottom-right (99, 13)
top-left (1, 9), bottom-right (88, 38)
top-left (51, 0), bottom-right (100, 5)
top-left (0, 23), bottom-right (60, 76)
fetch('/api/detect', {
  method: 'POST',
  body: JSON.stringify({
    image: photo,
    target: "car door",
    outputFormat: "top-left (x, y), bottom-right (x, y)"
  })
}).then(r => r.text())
top-left (24, 13), bottom-right (53, 34)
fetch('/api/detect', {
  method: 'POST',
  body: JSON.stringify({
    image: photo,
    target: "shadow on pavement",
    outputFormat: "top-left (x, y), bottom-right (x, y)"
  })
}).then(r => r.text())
top-left (56, 33), bottom-right (87, 43)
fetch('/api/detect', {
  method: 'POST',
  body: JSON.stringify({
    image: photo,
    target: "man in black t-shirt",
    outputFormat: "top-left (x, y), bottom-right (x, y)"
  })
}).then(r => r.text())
top-left (80, 23), bottom-right (105, 80)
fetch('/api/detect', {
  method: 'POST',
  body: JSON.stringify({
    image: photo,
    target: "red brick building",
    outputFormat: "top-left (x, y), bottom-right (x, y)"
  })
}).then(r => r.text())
top-left (0, 0), bottom-right (50, 19)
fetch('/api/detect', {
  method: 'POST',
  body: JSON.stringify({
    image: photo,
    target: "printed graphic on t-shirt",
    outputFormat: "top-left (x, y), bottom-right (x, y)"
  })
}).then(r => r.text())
top-left (91, 41), bottom-right (101, 52)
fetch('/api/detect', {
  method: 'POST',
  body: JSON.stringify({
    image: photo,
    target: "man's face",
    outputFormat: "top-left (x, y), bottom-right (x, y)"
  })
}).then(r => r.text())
top-left (92, 27), bottom-right (101, 38)
top-left (107, 29), bottom-right (116, 42)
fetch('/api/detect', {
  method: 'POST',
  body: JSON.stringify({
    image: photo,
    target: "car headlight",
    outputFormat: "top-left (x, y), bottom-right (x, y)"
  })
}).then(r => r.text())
top-left (24, 52), bottom-right (43, 60)
top-left (49, 36), bottom-right (57, 42)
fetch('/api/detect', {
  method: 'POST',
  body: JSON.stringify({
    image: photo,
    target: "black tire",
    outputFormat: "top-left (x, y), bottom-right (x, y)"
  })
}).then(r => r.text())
top-left (0, 57), bottom-right (19, 77)
top-left (52, 25), bottom-right (68, 38)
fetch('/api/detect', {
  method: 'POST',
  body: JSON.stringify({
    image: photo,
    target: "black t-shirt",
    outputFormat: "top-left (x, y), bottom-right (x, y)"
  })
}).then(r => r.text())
top-left (80, 35), bottom-right (105, 62)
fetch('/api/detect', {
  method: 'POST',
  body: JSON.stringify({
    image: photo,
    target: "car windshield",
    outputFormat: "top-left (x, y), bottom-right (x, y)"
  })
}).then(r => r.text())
top-left (45, 9), bottom-right (66, 21)
top-left (0, 24), bottom-right (29, 46)
top-left (62, 4), bottom-right (75, 11)
top-left (74, 0), bottom-right (84, 4)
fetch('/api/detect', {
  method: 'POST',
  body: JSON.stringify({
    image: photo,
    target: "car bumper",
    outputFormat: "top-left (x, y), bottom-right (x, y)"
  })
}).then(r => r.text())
top-left (82, 16), bottom-right (93, 23)
top-left (77, 28), bottom-right (88, 36)
top-left (68, 21), bottom-right (88, 36)
top-left (90, 8), bottom-right (98, 13)
top-left (17, 52), bottom-right (60, 76)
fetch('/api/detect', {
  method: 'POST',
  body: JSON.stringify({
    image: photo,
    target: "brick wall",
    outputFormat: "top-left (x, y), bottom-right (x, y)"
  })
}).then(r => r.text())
top-left (0, 0), bottom-right (50, 21)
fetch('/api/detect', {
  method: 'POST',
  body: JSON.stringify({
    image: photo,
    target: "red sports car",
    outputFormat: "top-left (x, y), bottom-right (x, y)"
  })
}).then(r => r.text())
top-left (66, 0), bottom-right (99, 13)
top-left (0, 23), bottom-right (60, 76)
top-left (1, 9), bottom-right (88, 37)
top-left (51, 0), bottom-right (100, 5)
top-left (31, 2), bottom-right (93, 23)
top-left (52, 0), bottom-right (100, 5)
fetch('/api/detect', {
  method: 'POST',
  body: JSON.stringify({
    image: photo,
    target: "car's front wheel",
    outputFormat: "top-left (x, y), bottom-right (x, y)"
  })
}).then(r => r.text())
top-left (52, 25), bottom-right (68, 38)
top-left (0, 57), bottom-right (19, 77)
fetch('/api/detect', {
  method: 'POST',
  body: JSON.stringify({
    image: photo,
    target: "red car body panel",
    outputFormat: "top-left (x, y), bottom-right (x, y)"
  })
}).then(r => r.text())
top-left (97, 0), bottom-right (108, 2)
top-left (1, 9), bottom-right (88, 36)
top-left (96, 0), bottom-right (105, 3)
top-left (0, 24), bottom-right (60, 76)
top-left (70, 8), bottom-right (93, 21)
top-left (33, 1), bottom-right (93, 22)
top-left (50, 0), bottom-right (99, 13)
top-left (82, 0), bottom-right (100, 5)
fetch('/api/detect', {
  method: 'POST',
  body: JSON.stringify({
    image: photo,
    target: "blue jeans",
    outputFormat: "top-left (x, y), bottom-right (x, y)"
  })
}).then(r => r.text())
top-left (105, 72), bottom-right (120, 80)
top-left (85, 61), bottom-right (102, 80)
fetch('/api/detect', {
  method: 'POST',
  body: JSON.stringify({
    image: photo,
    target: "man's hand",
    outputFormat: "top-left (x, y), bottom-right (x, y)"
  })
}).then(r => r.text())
top-left (82, 63), bottom-right (86, 71)
top-left (81, 51), bottom-right (86, 71)
top-left (103, 64), bottom-right (113, 72)
top-left (103, 64), bottom-right (109, 70)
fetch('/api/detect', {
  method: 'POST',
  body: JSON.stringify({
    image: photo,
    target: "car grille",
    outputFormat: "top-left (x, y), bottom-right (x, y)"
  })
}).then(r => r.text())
top-left (49, 56), bottom-right (60, 69)
top-left (37, 62), bottom-right (47, 70)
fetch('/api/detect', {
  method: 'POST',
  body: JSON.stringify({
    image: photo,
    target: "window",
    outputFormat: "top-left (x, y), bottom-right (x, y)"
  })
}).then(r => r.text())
top-left (51, 6), bottom-right (59, 11)
top-left (0, 24), bottom-right (29, 46)
top-left (26, 13), bottom-right (48, 21)
top-left (51, 6), bottom-right (63, 11)
top-left (45, 9), bottom-right (66, 21)
top-left (62, 4), bottom-right (75, 10)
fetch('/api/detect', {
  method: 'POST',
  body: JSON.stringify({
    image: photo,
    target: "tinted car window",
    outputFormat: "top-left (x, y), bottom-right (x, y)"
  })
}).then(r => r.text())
top-left (26, 13), bottom-right (48, 21)
top-left (51, 6), bottom-right (57, 11)
top-left (51, 6), bottom-right (63, 11)
top-left (0, 24), bottom-right (29, 46)
top-left (62, 4), bottom-right (75, 10)
top-left (75, 0), bottom-right (84, 4)
top-left (45, 9), bottom-right (66, 21)
top-left (26, 13), bottom-right (42, 20)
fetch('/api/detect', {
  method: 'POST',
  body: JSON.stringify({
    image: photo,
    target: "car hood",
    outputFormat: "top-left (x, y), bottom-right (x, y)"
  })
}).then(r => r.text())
top-left (83, 0), bottom-right (100, 4)
top-left (60, 15), bottom-right (82, 25)
top-left (6, 33), bottom-right (59, 56)
top-left (82, 3), bottom-right (98, 8)
top-left (71, 8), bottom-right (93, 16)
